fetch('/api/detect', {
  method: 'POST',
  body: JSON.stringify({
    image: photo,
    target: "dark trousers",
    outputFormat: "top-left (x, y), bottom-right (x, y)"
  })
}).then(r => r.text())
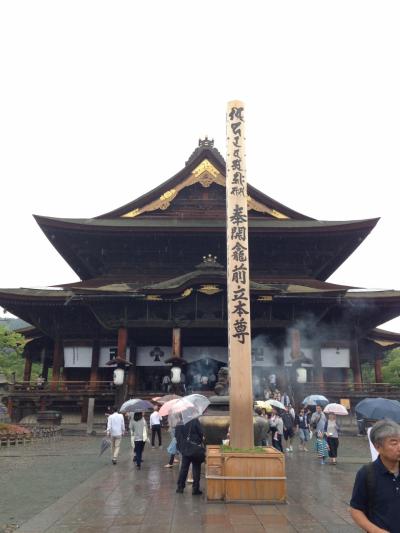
top-left (168, 454), bottom-right (175, 465)
top-left (151, 425), bottom-right (162, 446)
top-left (177, 455), bottom-right (201, 492)
top-left (327, 437), bottom-right (339, 458)
top-left (272, 432), bottom-right (283, 452)
top-left (134, 440), bottom-right (145, 466)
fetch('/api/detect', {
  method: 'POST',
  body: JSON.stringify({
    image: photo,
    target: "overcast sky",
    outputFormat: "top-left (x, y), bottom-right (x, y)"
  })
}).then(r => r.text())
top-left (1, 1), bottom-right (399, 333)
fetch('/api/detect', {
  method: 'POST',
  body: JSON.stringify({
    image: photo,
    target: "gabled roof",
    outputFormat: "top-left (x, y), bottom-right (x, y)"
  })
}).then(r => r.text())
top-left (96, 139), bottom-right (313, 220)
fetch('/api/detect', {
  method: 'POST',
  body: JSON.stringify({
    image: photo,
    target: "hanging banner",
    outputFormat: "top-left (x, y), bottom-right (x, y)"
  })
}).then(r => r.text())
top-left (226, 100), bottom-right (254, 448)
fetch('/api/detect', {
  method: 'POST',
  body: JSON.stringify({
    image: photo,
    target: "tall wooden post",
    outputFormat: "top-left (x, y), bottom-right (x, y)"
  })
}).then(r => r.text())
top-left (51, 337), bottom-right (63, 391)
top-left (89, 339), bottom-right (100, 390)
top-left (23, 355), bottom-right (32, 382)
top-left (226, 100), bottom-right (254, 449)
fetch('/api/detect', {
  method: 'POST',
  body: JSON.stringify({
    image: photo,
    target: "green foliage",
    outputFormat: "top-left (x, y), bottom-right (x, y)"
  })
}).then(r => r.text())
top-left (0, 325), bottom-right (40, 381)
top-left (382, 348), bottom-right (400, 386)
top-left (220, 445), bottom-right (267, 454)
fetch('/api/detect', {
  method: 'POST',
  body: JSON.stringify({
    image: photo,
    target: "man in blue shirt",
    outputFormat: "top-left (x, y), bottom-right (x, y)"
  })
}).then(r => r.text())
top-left (350, 419), bottom-right (400, 532)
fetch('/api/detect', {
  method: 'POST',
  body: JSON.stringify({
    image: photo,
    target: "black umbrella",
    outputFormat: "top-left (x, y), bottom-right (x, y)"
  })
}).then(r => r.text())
top-left (355, 398), bottom-right (400, 423)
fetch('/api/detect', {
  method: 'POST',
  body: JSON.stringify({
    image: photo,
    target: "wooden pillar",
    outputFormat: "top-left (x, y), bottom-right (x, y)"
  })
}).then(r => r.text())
top-left (351, 340), bottom-right (362, 389)
top-left (290, 329), bottom-right (301, 360)
top-left (374, 354), bottom-right (383, 384)
top-left (313, 347), bottom-right (324, 389)
top-left (127, 344), bottom-right (137, 395)
top-left (23, 355), bottom-right (32, 382)
top-left (51, 337), bottom-right (63, 391)
top-left (89, 339), bottom-right (100, 389)
top-left (117, 327), bottom-right (128, 359)
top-left (172, 327), bottom-right (181, 357)
top-left (226, 100), bottom-right (254, 449)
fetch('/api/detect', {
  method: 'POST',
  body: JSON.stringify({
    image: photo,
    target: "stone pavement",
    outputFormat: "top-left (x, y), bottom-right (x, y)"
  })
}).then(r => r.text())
top-left (0, 432), bottom-right (370, 533)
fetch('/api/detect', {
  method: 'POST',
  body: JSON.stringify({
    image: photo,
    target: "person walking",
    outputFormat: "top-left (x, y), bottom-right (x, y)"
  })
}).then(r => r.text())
top-left (350, 419), bottom-right (400, 532)
top-left (106, 405), bottom-right (125, 465)
top-left (270, 407), bottom-right (284, 452)
top-left (325, 413), bottom-right (340, 464)
top-left (164, 426), bottom-right (179, 468)
top-left (254, 407), bottom-right (270, 446)
top-left (130, 412), bottom-right (148, 469)
top-left (150, 405), bottom-right (162, 448)
top-left (175, 418), bottom-right (204, 495)
top-left (295, 407), bottom-right (310, 451)
top-left (282, 406), bottom-right (295, 452)
top-left (310, 404), bottom-right (326, 434)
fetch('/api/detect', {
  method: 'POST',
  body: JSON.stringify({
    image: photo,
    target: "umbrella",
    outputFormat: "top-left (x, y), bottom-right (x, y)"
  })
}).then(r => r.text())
top-left (120, 399), bottom-right (154, 413)
top-left (159, 398), bottom-right (185, 417)
top-left (152, 394), bottom-right (182, 404)
top-left (302, 395), bottom-right (329, 407)
top-left (323, 403), bottom-right (348, 416)
top-left (355, 398), bottom-right (400, 423)
top-left (255, 400), bottom-right (272, 412)
top-left (265, 399), bottom-right (286, 411)
top-left (99, 437), bottom-right (111, 456)
top-left (168, 395), bottom-right (210, 426)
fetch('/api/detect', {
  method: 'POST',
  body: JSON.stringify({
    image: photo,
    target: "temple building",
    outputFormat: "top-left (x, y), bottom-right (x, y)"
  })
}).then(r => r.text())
top-left (1, 138), bottom-right (400, 419)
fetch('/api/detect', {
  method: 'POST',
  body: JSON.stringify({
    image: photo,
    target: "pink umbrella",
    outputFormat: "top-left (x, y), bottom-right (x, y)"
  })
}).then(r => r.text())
top-left (152, 394), bottom-right (182, 405)
top-left (323, 403), bottom-right (348, 416)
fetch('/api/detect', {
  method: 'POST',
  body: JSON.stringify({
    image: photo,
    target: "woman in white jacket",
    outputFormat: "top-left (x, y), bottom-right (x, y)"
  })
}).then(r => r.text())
top-left (130, 412), bottom-right (148, 469)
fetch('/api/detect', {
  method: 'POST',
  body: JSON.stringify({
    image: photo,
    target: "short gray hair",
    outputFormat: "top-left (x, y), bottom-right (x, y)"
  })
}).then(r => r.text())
top-left (370, 419), bottom-right (400, 446)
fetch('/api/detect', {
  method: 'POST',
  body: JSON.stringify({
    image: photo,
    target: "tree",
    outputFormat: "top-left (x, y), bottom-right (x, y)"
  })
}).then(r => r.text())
top-left (0, 325), bottom-right (40, 381)
top-left (382, 348), bottom-right (400, 386)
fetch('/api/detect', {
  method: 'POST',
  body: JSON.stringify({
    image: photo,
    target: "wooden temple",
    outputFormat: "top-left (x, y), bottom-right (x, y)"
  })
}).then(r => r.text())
top-left (1, 138), bottom-right (400, 420)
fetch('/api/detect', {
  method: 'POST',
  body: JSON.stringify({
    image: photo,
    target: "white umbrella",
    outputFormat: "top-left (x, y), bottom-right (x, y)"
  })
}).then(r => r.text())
top-left (120, 399), bottom-right (154, 413)
top-left (266, 399), bottom-right (285, 411)
top-left (323, 403), bottom-right (348, 416)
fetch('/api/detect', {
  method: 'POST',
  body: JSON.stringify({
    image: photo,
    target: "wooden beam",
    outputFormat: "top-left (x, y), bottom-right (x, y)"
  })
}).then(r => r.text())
top-left (226, 101), bottom-right (254, 449)
top-left (127, 344), bottom-right (137, 395)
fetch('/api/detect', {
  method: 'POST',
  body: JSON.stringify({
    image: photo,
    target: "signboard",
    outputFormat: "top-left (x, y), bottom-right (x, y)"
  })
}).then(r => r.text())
top-left (64, 346), bottom-right (92, 368)
top-left (321, 347), bottom-right (350, 368)
top-left (136, 346), bottom-right (172, 366)
top-left (283, 347), bottom-right (314, 367)
top-left (99, 346), bottom-right (131, 367)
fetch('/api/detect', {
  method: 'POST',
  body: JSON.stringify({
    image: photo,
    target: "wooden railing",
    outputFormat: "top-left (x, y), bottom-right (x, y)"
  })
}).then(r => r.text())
top-left (8, 381), bottom-right (115, 395)
top-left (301, 381), bottom-right (400, 399)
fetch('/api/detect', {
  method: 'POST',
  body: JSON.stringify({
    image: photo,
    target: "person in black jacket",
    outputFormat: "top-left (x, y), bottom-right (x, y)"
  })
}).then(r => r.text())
top-left (175, 418), bottom-right (204, 495)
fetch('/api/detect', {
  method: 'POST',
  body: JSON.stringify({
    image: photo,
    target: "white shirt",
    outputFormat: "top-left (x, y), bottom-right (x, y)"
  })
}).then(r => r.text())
top-left (150, 411), bottom-right (162, 427)
top-left (107, 412), bottom-right (125, 437)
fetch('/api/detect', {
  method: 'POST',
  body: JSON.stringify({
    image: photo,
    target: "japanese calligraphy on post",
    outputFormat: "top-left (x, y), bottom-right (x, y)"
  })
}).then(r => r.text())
top-left (226, 100), bottom-right (254, 448)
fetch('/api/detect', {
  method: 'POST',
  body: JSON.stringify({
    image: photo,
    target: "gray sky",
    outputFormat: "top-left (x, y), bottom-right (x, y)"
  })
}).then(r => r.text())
top-left (1, 1), bottom-right (399, 332)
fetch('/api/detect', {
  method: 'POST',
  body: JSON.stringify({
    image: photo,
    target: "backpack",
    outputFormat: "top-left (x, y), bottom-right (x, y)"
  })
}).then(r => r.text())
top-left (360, 462), bottom-right (375, 519)
top-left (282, 413), bottom-right (294, 430)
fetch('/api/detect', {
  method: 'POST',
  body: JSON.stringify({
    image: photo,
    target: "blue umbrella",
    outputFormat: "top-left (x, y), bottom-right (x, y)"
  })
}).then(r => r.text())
top-left (302, 394), bottom-right (329, 407)
top-left (355, 398), bottom-right (400, 423)
top-left (120, 399), bottom-right (154, 413)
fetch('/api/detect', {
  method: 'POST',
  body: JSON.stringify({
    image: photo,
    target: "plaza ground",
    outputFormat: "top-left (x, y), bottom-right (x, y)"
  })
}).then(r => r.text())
top-left (0, 428), bottom-right (369, 533)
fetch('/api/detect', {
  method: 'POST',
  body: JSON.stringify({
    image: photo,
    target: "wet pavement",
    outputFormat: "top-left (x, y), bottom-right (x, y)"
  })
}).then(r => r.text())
top-left (0, 431), bottom-right (370, 532)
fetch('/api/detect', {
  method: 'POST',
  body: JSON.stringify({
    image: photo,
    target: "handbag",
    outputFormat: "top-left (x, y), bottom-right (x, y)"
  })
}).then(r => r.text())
top-left (167, 437), bottom-right (177, 455)
top-left (181, 422), bottom-right (206, 462)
